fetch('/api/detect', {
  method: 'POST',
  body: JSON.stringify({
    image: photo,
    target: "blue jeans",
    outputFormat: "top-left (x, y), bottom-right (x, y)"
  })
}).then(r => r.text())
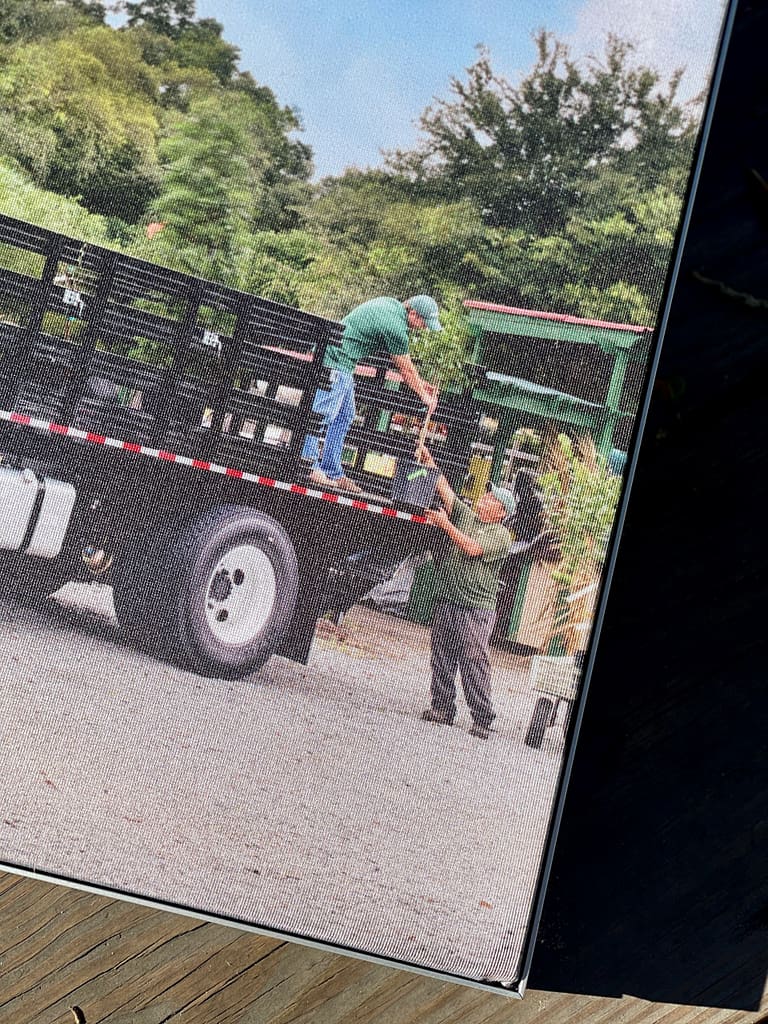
top-left (301, 370), bottom-right (356, 481)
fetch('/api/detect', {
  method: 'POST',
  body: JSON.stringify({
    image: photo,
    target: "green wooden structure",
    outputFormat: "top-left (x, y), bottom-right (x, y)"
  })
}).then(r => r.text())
top-left (464, 301), bottom-right (653, 478)
top-left (406, 302), bottom-right (652, 639)
top-left (473, 372), bottom-right (605, 483)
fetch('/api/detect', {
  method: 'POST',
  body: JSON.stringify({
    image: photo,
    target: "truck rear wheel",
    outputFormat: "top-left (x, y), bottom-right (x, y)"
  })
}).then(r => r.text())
top-left (113, 506), bottom-right (299, 679)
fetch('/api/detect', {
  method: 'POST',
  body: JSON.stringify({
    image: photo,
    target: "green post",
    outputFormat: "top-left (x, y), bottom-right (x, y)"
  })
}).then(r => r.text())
top-left (597, 343), bottom-right (631, 457)
top-left (505, 561), bottom-right (533, 640)
top-left (468, 324), bottom-right (483, 366)
top-left (596, 409), bottom-right (617, 460)
top-left (490, 412), bottom-right (515, 484)
top-left (376, 409), bottom-right (392, 432)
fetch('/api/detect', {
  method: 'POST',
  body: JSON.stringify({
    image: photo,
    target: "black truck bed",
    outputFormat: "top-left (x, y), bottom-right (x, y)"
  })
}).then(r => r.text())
top-left (0, 214), bottom-right (479, 520)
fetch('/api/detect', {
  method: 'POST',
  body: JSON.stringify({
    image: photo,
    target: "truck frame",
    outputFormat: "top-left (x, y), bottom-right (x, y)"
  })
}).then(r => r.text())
top-left (0, 213), bottom-right (479, 678)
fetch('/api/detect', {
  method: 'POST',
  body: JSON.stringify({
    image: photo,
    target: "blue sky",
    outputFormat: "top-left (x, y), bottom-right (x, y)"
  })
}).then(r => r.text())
top-left (130, 0), bottom-right (728, 179)
top-left (187, 0), bottom-right (582, 177)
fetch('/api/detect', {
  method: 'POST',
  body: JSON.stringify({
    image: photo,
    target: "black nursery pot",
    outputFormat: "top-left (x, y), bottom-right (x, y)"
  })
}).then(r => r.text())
top-left (391, 459), bottom-right (440, 508)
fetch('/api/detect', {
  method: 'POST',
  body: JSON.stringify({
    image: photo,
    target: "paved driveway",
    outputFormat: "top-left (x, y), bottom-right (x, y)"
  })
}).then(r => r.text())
top-left (0, 584), bottom-right (564, 985)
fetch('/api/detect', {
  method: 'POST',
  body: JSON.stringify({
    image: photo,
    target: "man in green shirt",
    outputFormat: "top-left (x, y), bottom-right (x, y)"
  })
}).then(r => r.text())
top-left (416, 445), bottom-right (515, 740)
top-left (302, 295), bottom-right (442, 493)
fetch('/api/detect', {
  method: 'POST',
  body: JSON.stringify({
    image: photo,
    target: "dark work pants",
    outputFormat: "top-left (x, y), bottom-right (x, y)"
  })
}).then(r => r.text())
top-left (430, 602), bottom-right (497, 727)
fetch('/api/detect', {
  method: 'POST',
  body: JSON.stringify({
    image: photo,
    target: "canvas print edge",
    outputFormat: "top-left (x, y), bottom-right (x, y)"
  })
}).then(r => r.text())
top-left (513, 0), bottom-right (740, 994)
top-left (0, 0), bottom-right (738, 997)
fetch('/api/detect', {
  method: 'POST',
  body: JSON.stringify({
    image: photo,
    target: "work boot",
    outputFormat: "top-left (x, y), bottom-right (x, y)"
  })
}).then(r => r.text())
top-left (421, 708), bottom-right (454, 726)
top-left (469, 722), bottom-right (491, 740)
top-left (335, 475), bottom-right (363, 494)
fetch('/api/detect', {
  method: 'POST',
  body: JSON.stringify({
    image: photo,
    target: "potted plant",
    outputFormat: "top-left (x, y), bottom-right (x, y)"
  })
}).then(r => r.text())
top-left (523, 433), bottom-right (622, 747)
top-left (539, 433), bottom-right (621, 606)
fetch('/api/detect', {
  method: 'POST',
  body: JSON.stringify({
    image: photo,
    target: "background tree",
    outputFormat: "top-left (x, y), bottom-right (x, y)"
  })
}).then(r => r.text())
top-left (0, 161), bottom-right (110, 246)
top-left (388, 33), bottom-right (698, 237)
top-left (143, 92), bottom-right (256, 277)
top-left (0, 0), bottom-right (105, 43)
top-left (143, 85), bottom-right (312, 280)
top-left (0, 27), bottom-right (161, 219)
top-left (170, 18), bottom-right (240, 84)
top-left (122, 0), bottom-right (195, 38)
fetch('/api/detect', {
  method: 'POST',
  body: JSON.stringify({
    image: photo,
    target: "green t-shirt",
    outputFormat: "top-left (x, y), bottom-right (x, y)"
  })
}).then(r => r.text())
top-left (433, 500), bottom-right (512, 610)
top-left (325, 297), bottom-right (411, 372)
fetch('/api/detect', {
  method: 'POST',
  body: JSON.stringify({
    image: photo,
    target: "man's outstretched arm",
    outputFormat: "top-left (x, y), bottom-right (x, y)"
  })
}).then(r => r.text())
top-left (416, 443), bottom-right (455, 517)
top-left (423, 507), bottom-right (484, 557)
top-left (391, 353), bottom-right (438, 411)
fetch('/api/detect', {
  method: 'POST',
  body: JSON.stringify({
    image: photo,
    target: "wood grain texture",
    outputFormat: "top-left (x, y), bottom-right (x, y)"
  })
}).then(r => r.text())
top-left (1, 3), bottom-right (766, 1023)
top-left (0, 872), bottom-right (764, 1024)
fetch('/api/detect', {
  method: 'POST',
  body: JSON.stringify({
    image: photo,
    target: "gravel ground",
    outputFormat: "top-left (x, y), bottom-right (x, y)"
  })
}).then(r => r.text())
top-left (0, 582), bottom-right (566, 985)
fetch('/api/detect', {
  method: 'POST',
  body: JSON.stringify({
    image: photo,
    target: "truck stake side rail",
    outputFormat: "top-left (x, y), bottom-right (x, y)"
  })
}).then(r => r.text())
top-left (0, 212), bottom-right (482, 678)
top-left (0, 213), bottom-right (480, 511)
top-left (0, 406), bottom-right (426, 524)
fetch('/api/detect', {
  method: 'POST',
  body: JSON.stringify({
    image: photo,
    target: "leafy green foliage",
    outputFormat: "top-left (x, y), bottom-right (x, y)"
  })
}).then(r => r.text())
top-left (170, 18), bottom-right (240, 84)
top-left (0, 161), bottom-right (110, 243)
top-left (0, 7), bottom-right (699, 354)
top-left (0, 27), bottom-right (161, 219)
top-left (0, 0), bottom-right (105, 44)
top-left (148, 92), bottom-right (256, 275)
top-left (409, 295), bottom-right (473, 389)
top-left (388, 33), bottom-right (696, 233)
top-left (234, 230), bottom-right (320, 305)
top-left (123, 0), bottom-right (195, 38)
top-left (539, 434), bottom-right (622, 587)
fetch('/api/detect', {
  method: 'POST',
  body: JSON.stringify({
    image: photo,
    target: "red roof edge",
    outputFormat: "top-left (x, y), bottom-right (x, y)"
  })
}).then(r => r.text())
top-left (463, 300), bottom-right (652, 334)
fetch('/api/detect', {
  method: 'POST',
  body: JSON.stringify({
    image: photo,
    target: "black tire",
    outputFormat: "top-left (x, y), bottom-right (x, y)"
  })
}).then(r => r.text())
top-left (524, 696), bottom-right (554, 749)
top-left (113, 506), bottom-right (299, 679)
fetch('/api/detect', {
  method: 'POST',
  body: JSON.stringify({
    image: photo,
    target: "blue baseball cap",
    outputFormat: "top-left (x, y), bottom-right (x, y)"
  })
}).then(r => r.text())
top-left (488, 483), bottom-right (517, 517)
top-left (406, 295), bottom-right (443, 331)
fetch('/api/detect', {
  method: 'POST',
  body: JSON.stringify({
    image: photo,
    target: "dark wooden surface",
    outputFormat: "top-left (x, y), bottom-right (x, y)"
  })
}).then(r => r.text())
top-left (0, 871), bottom-right (762, 1023)
top-left (1, 2), bottom-right (766, 1021)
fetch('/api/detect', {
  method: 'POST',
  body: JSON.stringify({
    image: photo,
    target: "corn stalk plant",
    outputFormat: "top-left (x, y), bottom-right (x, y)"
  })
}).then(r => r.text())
top-left (538, 433), bottom-right (622, 652)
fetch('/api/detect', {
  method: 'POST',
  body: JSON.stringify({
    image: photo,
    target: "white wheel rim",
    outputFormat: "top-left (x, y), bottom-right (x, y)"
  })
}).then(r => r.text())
top-left (204, 544), bottom-right (277, 646)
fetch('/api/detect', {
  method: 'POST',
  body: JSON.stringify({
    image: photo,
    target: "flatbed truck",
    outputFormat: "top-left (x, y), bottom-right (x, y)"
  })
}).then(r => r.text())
top-left (0, 213), bottom-right (478, 678)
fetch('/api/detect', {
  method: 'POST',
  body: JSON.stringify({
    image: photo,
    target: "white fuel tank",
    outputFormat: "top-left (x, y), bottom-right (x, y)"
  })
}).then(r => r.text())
top-left (0, 465), bottom-right (76, 559)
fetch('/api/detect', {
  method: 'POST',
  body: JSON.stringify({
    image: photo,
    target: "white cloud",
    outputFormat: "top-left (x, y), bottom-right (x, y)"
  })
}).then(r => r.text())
top-left (567, 0), bottom-right (728, 100)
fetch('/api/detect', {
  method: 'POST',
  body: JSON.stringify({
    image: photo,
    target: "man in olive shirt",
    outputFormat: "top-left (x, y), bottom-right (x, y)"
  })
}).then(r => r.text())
top-left (416, 445), bottom-right (515, 740)
top-left (302, 295), bottom-right (441, 493)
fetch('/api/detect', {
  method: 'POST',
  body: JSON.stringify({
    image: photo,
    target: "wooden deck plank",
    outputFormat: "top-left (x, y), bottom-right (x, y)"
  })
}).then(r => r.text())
top-left (0, 872), bottom-right (765, 1024)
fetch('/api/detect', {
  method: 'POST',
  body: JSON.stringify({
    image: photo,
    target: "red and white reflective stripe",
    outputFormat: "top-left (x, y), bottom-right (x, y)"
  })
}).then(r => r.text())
top-left (0, 409), bottom-right (427, 525)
